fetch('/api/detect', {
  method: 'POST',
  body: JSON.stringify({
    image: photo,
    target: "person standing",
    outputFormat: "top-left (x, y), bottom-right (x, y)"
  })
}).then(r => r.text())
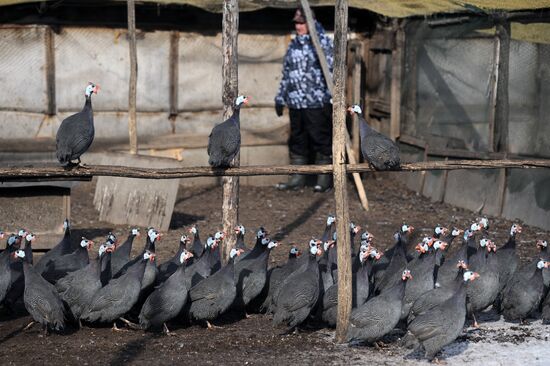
top-left (275, 8), bottom-right (334, 193)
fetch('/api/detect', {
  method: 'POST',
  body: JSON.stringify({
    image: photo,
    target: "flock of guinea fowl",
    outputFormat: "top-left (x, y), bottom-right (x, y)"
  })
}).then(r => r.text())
top-left (1, 216), bottom-right (550, 362)
top-left (2, 83), bottom-right (547, 362)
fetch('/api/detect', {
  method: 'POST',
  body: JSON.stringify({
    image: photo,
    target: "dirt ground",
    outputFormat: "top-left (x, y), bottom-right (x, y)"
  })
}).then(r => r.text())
top-left (1, 174), bottom-right (549, 365)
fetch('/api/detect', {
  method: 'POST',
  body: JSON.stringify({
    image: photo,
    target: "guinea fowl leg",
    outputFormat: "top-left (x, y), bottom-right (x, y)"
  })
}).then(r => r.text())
top-left (163, 323), bottom-right (175, 336)
top-left (432, 357), bottom-right (447, 365)
top-left (23, 321), bottom-right (36, 331)
top-left (206, 321), bottom-right (222, 329)
top-left (112, 322), bottom-right (127, 332)
top-left (119, 317), bottom-right (140, 330)
top-left (279, 326), bottom-right (297, 336)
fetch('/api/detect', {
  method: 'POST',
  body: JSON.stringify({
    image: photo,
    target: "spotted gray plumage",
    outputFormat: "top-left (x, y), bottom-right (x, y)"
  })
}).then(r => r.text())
top-left (111, 230), bottom-right (139, 276)
top-left (35, 219), bottom-right (71, 275)
top-left (502, 260), bottom-right (547, 321)
top-left (260, 248), bottom-right (301, 314)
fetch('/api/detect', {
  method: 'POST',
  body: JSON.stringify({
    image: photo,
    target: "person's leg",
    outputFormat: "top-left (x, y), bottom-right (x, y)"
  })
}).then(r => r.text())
top-left (276, 108), bottom-right (309, 190)
top-left (305, 104), bottom-right (333, 192)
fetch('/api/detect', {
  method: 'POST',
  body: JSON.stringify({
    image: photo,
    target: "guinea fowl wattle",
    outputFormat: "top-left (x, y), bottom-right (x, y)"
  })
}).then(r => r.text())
top-left (207, 95), bottom-right (249, 168)
top-left (56, 82), bottom-right (99, 166)
top-left (348, 104), bottom-right (400, 171)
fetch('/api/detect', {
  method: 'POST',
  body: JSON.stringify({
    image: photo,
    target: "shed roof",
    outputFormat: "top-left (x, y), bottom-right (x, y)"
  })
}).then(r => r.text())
top-left (1, 0), bottom-right (550, 17)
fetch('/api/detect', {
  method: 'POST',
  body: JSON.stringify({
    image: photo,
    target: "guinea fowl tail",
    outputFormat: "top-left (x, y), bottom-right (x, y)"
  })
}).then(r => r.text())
top-left (56, 149), bottom-right (71, 166)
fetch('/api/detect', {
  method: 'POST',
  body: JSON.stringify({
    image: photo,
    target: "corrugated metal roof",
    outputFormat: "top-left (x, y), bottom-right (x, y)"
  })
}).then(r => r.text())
top-left (1, 0), bottom-right (550, 17)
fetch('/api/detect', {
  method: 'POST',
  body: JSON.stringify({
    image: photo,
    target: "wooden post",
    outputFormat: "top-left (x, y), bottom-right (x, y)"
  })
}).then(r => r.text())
top-left (45, 26), bottom-right (56, 116)
top-left (332, 0), bottom-right (351, 343)
top-left (169, 31), bottom-right (179, 121)
top-left (350, 42), bottom-right (362, 163)
top-left (390, 20), bottom-right (404, 141)
top-left (300, 0), bottom-right (368, 211)
top-left (494, 19), bottom-right (511, 215)
top-left (221, 0), bottom-right (239, 263)
top-left (127, 0), bottom-right (138, 155)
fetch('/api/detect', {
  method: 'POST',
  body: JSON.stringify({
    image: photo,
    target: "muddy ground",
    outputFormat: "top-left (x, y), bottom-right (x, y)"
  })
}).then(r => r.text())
top-left (1, 174), bottom-right (549, 365)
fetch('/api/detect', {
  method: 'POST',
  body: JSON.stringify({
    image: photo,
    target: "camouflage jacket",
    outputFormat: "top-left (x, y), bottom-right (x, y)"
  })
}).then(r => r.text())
top-left (275, 21), bottom-right (333, 109)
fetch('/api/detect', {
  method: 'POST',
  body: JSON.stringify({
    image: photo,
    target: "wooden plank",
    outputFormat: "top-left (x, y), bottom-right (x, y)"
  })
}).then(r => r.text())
top-left (331, 0), bottom-right (352, 344)
top-left (0, 159), bottom-right (549, 182)
top-left (221, 0), bottom-right (240, 263)
top-left (127, 0), bottom-right (138, 154)
top-left (45, 26), bottom-right (56, 116)
top-left (390, 20), bottom-right (404, 141)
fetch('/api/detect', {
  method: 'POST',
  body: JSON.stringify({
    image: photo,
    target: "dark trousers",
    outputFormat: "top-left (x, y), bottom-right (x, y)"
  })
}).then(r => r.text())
top-left (288, 104), bottom-right (333, 158)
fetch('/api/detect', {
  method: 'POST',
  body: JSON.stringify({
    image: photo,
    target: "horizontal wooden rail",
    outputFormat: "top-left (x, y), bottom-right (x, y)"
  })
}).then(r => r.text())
top-left (0, 159), bottom-right (548, 182)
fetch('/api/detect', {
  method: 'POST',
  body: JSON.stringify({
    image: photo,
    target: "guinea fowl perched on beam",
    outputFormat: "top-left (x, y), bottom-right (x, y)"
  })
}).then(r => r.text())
top-left (56, 82), bottom-right (99, 166)
top-left (348, 104), bottom-right (400, 170)
top-left (207, 95), bottom-right (249, 168)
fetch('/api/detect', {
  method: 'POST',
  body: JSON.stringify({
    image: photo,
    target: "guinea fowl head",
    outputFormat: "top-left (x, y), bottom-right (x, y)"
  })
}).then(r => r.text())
top-left (63, 219), bottom-right (70, 230)
top-left (148, 229), bottom-right (162, 244)
top-left (143, 250), bottom-right (156, 262)
top-left (463, 271), bottom-right (480, 282)
top-left (234, 225), bottom-right (245, 235)
top-left (347, 105), bottom-right (362, 115)
top-left (180, 234), bottom-right (191, 245)
top-left (479, 238), bottom-right (492, 248)
top-left (415, 242), bottom-right (429, 254)
top-left (434, 225), bottom-right (449, 237)
top-left (80, 238), bottom-right (94, 250)
top-left (361, 231), bottom-right (374, 243)
top-left (131, 228), bottom-right (141, 237)
top-left (230, 248), bottom-right (244, 259)
top-left (267, 240), bottom-right (279, 250)
top-left (98, 244), bottom-right (109, 256)
top-left (477, 217), bottom-right (489, 230)
top-left (463, 229), bottom-right (474, 241)
top-left (107, 232), bottom-right (117, 245)
top-left (401, 269), bottom-right (413, 281)
top-left (235, 95), bottom-right (249, 107)
top-left (188, 225), bottom-right (198, 235)
top-left (470, 222), bottom-right (482, 232)
top-left (179, 249), bottom-right (194, 264)
top-left (214, 231), bottom-right (225, 242)
top-left (13, 249), bottom-right (25, 260)
top-left (456, 260), bottom-right (468, 270)
top-left (326, 215), bottom-right (336, 226)
top-left (7, 235), bottom-right (17, 247)
top-left (536, 240), bottom-right (548, 250)
top-left (309, 244), bottom-right (323, 257)
top-left (256, 227), bottom-right (268, 239)
top-left (433, 240), bottom-right (448, 251)
top-left (510, 223), bottom-right (522, 236)
top-left (289, 246), bottom-right (301, 258)
top-left (206, 236), bottom-right (217, 249)
top-left (401, 224), bottom-right (414, 235)
top-left (451, 228), bottom-right (463, 237)
top-left (17, 229), bottom-right (27, 238)
top-left (350, 223), bottom-right (361, 235)
top-left (537, 260), bottom-right (549, 270)
top-left (25, 233), bottom-right (36, 243)
top-left (367, 248), bottom-right (382, 261)
top-left (323, 240), bottom-right (335, 252)
top-left (359, 240), bottom-right (371, 253)
top-left (85, 82), bottom-right (100, 97)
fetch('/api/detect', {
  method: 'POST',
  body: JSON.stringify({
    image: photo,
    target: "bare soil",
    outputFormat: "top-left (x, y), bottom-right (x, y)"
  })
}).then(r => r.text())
top-left (1, 174), bottom-right (549, 365)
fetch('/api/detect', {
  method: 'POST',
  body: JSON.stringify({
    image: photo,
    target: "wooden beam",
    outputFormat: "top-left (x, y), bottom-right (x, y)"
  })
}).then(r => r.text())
top-left (332, 0), bottom-right (351, 344)
top-left (127, 0), bottom-right (138, 154)
top-left (494, 20), bottom-right (511, 153)
top-left (221, 0), bottom-right (239, 263)
top-left (390, 20), bottom-right (404, 141)
top-left (45, 26), bottom-right (56, 116)
top-left (0, 159), bottom-right (548, 182)
top-left (300, 0), bottom-right (369, 212)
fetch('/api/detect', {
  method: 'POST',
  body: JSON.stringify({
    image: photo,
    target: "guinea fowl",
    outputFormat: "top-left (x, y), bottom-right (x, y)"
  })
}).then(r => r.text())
top-left (240, 227), bottom-right (268, 261)
top-left (435, 230), bottom-right (471, 288)
top-left (322, 248), bottom-right (382, 327)
top-left (56, 244), bottom-right (113, 322)
top-left (139, 250), bottom-right (194, 333)
top-left (502, 259), bottom-right (549, 322)
top-left (434, 226), bottom-right (462, 267)
top-left (273, 243), bottom-right (323, 333)
top-left (347, 269), bottom-right (413, 344)
top-left (348, 104), bottom-right (400, 170)
top-left (111, 228), bottom-right (140, 276)
top-left (405, 271), bottom-right (479, 362)
top-left (320, 215), bottom-right (336, 243)
top-left (235, 225), bottom-right (248, 251)
top-left (468, 238), bottom-right (493, 273)
top-left (0, 232), bottom-right (12, 303)
top-left (81, 251), bottom-right (155, 329)
top-left (13, 250), bottom-right (65, 333)
top-left (42, 238), bottom-right (94, 284)
top-left (212, 231), bottom-right (224, 273)
top-left (373, 225), bottom-right (414, 284)
top-left (374, 231), bottom-right (408, 295)
top-left (234, 239), bottom-right (278, 312)
top-left (189, 225), bottom-right (203, 258)
top-left (401, 240), bottom-right (447, 320)
top-left (4, 233), bottom-right (37, 310)
top-left (188, 248), bottom-right (243, 328)
top-left (157, 234), bottom-right (191, 284)
top-left (99, 241), bottom-right (114, 286)
top-left (207, 95), bottom-right (249, 168)
top-left (56, 82), bottom-right (99, 166)
top-left (260, 246), bottom-right (302, 314)
top-left (408, 260), bottom-right (471, 324)
top-left (35, 220), bottom-right (71, 274)
top-left (466, 240), bottom-right (500, 327)
top-left (495, 224), bottom-right (522, 297)
top-left (186, 236), bottom-right (220, 286)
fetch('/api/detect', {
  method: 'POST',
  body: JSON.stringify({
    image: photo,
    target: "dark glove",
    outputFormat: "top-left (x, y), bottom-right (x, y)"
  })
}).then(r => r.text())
top-left (275, 104), bottom-right (284, 117)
